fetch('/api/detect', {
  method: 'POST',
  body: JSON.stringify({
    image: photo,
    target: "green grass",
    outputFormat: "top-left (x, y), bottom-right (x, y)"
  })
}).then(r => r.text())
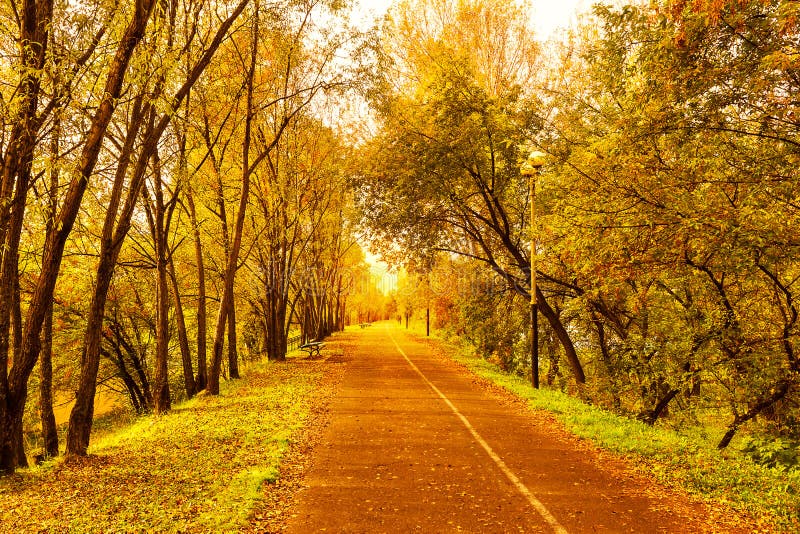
top-left (0, 357), bottom-right (325, 533)
top-left (423, 332), bottom-right (800, 532)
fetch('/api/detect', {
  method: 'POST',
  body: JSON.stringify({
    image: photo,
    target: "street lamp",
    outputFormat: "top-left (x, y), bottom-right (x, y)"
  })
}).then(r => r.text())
top-left (521, 150), bottom-right (547, 389)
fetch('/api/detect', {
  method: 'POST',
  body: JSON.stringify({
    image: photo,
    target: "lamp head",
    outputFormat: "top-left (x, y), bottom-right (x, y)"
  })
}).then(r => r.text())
top-left (520, 150), bottom-right (547, 176)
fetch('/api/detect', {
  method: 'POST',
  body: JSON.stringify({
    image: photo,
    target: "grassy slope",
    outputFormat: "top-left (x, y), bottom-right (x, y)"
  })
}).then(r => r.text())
top-left (409, 329), bottom-right (799, 532)
top-left (0, 357), bottom-right (325, 533)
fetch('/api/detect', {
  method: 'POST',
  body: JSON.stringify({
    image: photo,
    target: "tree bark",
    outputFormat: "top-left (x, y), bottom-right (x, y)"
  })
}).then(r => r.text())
top-left (103, 314), bottom-right (151, 413)
top-left (0, 0), bottom-right (55, 474)
top-left (640, 389), bottom-right (680, 425)
top-left (208, 4), bottom-right (259, 394)
top-left (39, 90), bottom-right (62, 460)
top-left (536, 287), bottom-right (586, 384)
top-left (65, 93), bottom-right (149, 457)
top-left (172, 77), bottom-right (196, 398)
top-left (4, 0), bottom-right (154, 471)
top-left (718, 381), bottom-right (790, 449)
top-left (228, 303), bottom-right (240, 379)
top-left (185, 188), bottom-right (207, 390)
top-left (39, 299), bottom-right (59, 459)
top-left (169, 257), bottom-right (195, 398)
top-left (65, 0), bottom-right (251, 456)
top-left (149, 151), bottom-right (171, 415)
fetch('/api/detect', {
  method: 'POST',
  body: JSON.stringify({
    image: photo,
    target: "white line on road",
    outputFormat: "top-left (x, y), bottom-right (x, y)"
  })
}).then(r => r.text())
top-left (388, 328), bottom-right (569, 534)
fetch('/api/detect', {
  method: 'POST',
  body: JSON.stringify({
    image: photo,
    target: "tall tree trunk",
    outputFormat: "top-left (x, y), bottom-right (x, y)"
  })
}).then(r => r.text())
top-left (39, 95), bottom-right (61, 460)
top-left (169, 257), bottom-right (195, 397)
top-left (150, 151), bottom-right (171, 415)
top-left (5, 0), bottom-right (154, 471)
top-left (208, 4), bottom-right (259, 394)
top-left (5, 165), bottom-right (31, 469)
top-left (65, 0), bottom-right (250, 456)
top-left (0, 5), bottom-right (55, 455)
top-left (185, 188), bottom-right (207, 391)
top-left (228, 303), bottom-right (240, 379)
top-left (172, 76), bottom-right (196, 398)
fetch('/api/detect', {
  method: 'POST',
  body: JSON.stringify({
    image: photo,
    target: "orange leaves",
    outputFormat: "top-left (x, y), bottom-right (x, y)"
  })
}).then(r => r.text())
top-left (668, 0), bottom-right (769, 22)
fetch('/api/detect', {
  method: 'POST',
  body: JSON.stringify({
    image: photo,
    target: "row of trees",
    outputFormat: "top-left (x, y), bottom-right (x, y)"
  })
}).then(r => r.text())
top-left (358, 0), bottom-right (799, 447)
top-left (1, 0), bottom-right (374, 475)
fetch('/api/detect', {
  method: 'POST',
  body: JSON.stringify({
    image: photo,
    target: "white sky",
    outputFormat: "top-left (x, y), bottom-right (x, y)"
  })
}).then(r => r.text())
top-left (350, 0), bottom-right (591, 40)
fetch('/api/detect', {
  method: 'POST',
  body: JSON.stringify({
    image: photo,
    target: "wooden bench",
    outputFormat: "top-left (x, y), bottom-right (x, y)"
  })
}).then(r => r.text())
top-left (359, 323), bottom-right (372, 329)
top-left (300, 341), bottom-right (325, 357)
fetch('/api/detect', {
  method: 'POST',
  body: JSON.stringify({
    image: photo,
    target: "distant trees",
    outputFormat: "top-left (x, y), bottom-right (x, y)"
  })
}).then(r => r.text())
top-left (359, 0), bottom-right (800, 447)
top-left (246, 115), bottom-right (355, 359)
top-left (358, 0), bottom-right (585, 383)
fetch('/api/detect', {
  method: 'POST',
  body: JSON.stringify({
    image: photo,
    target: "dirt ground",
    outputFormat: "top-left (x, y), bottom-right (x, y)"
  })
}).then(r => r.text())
top-left (251, 324), bottom-right (752, 533)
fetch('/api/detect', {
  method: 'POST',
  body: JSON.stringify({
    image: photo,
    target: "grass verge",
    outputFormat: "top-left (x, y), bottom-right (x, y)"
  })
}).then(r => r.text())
top-left (0, 357), bottom-right (325, 533)
top-left (422, 333), bottom-right (799, 533)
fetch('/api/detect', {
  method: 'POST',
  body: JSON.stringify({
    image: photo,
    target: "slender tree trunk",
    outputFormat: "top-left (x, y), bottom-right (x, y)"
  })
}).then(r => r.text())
top-left (4, 169), bottom-right (30, 468)
top-left (39, 98), bottom-right (61, 460)
top-left (640, 389), bottom-right (679, 425)
top-left (718, 381), bottom-right (790, 449)
top-left (39, 300), bottom-right (58, 459)
top-left (183, 189), bottom-right (208, 391)
top-left (150, 151), bottom-right (171, 415)
top-left (208, 5), bottom-right (259, 394)
top-left (105, 315), bottom-right (152, 411)
top-left (173, 77), bottom-right (196, 397)
top-left (169, 257), bottom-right (195, 397)
top-left (125, 339), bottom-right (152, 410)
top-left (536, 288), bottom-right (585, 384)
top-left (228, 303), bottom-right (240, 378)
top-left (3, 126), bottom-right (36, 470)
top-left (104, 343), bottom-right (146, 414)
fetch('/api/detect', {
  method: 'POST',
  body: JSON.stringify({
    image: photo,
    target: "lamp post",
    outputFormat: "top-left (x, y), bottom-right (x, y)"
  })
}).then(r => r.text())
top-left (521, 151), bottom-right (547, 389)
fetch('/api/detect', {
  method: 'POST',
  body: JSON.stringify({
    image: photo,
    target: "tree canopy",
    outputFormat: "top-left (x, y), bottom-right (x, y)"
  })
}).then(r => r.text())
top-left (0, 0), bottom-right (798, 482)
top-left (357, 0), bottom-right (800, 449)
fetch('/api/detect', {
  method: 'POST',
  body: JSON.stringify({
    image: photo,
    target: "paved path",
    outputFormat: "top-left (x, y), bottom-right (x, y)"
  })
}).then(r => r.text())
top-left (284, 324), bottom-right (730, 533)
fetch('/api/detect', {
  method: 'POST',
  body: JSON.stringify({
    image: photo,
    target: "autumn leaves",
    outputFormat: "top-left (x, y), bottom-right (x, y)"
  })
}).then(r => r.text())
top-left (356, 0), bottom-right (800, 449)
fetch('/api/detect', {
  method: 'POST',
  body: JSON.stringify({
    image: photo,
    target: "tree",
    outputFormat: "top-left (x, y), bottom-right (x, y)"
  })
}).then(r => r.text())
top-left (246, 114), bottom-right (350, 360)
top-left (357, 0), bottom-right (585, 384)
top-left (538, 0), bottom-right (800, 443)
top-left (201, 0), bottom-right (359, 389)
top-left (1, 0), bottom-right (157, 473)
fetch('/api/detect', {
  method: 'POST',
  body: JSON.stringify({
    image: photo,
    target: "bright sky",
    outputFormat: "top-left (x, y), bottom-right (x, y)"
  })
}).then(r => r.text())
top-left (529, 0), bottom-right (592, 39)
top-left (354, 0), bottom-right (591, 278)
top-left (350, 0), bottom-right (591, 40)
